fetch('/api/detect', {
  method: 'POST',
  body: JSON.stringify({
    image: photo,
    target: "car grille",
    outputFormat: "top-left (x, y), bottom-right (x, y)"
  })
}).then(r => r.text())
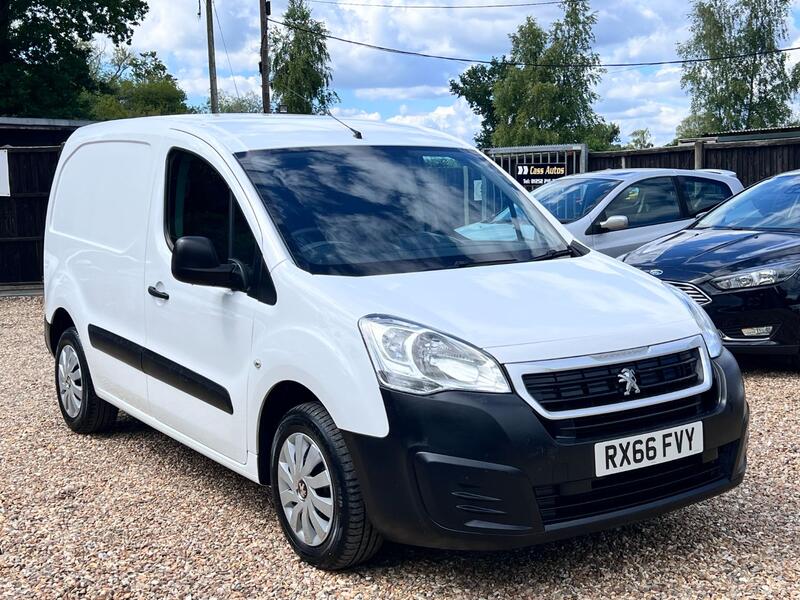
top-left (522, 349), bottom-right (702, 413)
top-left (533, 443), bottom-right (734, 527)
top-left (542, 388), bottom-right (719, 442)
top-left (665, 281), bottom-right (712, 306)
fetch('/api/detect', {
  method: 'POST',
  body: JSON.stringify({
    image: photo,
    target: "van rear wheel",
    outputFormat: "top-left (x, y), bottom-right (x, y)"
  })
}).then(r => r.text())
top-left (270, 402), bottom-right (382, 570)
top-left (55, 327), bottom-right (118, 433)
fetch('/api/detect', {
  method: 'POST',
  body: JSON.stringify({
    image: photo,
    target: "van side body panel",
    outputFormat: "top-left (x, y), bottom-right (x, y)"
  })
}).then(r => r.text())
top-left (247, 262), bottom-right (390, 454)
top-left (44, 139), bottom-right (155, 412)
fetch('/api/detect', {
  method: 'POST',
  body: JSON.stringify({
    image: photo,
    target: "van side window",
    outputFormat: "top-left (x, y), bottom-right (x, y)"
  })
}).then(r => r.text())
top-left (165, 149), bottom-right (261, 286)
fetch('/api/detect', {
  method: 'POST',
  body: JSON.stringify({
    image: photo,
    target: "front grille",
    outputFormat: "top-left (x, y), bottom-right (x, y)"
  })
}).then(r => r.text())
top-left (522, 349), bottom-right (702, 413)
top-left (666, 281), bottom-right (712, 306)
top-left (533, 443), bottom-right (734, 527)
top-left (542, 387), bottom-right (719, 442)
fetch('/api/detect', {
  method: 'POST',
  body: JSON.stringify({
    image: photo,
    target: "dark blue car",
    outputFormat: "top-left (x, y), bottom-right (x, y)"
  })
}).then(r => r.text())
top-left (623, 172), bottom-right (800, 358)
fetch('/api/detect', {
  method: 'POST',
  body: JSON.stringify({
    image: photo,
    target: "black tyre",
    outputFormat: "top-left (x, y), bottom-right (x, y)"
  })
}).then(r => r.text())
top-left (270, 402), bottom-right (382, 570)
top-left (55, 327), bottom-right (118, 433)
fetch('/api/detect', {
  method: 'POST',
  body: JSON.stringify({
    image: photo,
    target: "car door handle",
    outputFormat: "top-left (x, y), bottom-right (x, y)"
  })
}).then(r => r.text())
top-left (148, 286), bottom-right (169, 300)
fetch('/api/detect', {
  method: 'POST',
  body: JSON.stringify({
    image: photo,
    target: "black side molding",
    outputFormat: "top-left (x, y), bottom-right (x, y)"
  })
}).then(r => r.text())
top-left (87, 325), bottom-right (233, 414)
top-left (88, 325), bottom-right (142, 370)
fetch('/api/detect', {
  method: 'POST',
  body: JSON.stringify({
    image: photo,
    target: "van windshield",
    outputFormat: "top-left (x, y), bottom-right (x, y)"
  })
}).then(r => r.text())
top-left (236, 146), bottom-right (569, 276)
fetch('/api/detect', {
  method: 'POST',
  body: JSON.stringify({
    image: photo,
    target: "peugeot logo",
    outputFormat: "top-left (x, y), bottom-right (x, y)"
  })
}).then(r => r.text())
top-left (618, 368), bottom-right (641, 396)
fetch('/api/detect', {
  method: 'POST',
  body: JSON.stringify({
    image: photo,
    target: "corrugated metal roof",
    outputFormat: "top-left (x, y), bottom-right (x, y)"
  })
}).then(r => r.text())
top-left (0, 117), bottom-right (94, 129)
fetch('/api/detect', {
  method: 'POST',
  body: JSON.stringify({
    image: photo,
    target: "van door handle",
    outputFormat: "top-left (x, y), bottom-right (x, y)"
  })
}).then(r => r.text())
top-left (148, 286), bottom-right (169, 300)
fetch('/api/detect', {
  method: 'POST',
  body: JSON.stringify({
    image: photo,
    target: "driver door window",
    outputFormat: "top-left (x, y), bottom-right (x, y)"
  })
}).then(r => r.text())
top-left (600, 177), bottom-right (682, 229)
top-left (165, 149), bottom-right (259, 282)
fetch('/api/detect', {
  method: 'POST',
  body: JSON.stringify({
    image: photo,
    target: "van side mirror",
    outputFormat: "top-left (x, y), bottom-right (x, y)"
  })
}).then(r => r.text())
top-left (171, 236), bottom-right (247, 291)
top-left (598, 215), bottom-right (629, 232)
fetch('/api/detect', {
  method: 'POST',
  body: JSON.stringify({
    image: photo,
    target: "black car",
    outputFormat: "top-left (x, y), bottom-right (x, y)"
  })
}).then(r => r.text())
top-left (624, 173), bottom-right (800, 357)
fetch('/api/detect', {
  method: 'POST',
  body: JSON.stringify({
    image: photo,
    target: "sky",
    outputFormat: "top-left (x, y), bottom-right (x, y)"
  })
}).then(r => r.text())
top-left (124, 0), bottom-right (800, 146)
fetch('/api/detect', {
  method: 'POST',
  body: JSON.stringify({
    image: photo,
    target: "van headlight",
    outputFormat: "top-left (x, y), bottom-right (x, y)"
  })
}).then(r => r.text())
top-left (711, 260), bottom-right (800, 290)
top-left (666, 286), bottom-right (723, 358)
top-left (359, 316), bottom-right (511, 395)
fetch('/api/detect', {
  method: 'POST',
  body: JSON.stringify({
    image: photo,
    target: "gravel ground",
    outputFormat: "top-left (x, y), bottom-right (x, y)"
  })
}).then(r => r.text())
top-left (1, 296), bottom-right (799, 599)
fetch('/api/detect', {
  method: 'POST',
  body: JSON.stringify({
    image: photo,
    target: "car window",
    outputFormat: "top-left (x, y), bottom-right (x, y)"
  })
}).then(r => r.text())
top-left (697, 175), bottom-right (800, 230)
top-left (166, 149), bottom-right (259, 276)
top-left (531, 177), bottom-right (620, 223)
top-left (679, 177), bottom-right (732, 217)
top-left (601, 177), bottom-right (682, 229)
top-left (236, 146), bottom-right (569, 276)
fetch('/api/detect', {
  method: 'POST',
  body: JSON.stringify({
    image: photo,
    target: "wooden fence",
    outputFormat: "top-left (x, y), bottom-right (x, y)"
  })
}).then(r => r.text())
top-left (0, 146), bottom-right (60, 284)
top-left (587, 138), bottom-right (800, 187)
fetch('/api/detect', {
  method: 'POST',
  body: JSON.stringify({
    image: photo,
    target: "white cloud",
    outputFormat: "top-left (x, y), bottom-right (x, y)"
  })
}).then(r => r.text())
top-left (387, 98), bottom-right (480, 142)
top-left (355, 85), bottom-right (450, 101)
top-left (330, 107), bottom-right (382, 121)
top-left (123, 0), bottom-right (800, 147)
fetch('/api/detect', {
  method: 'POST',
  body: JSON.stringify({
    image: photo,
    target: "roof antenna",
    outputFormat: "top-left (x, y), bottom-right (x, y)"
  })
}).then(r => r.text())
top-left (280, 85), bottom-right (363, 140)
top-left (323, 108), bottom-right (363, 140)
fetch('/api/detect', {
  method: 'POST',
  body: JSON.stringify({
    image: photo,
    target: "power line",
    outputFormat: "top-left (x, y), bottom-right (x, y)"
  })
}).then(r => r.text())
top-left (212, 0), bottom-right (241, 100)
top-left (308, 0), bottom-right (564, 8)
top-left (269, 17), bottom-right (800, 69)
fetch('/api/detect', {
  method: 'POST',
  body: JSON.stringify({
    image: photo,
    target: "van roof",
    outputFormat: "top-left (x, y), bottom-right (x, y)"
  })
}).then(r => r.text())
top-left (69, 113), bottom-right (471, 154)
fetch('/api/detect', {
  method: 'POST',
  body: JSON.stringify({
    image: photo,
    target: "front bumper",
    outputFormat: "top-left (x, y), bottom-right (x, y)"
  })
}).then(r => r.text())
top-left (342, 349), bottom-right (748, 551)
top-left (700, 283), bottom-right (800, 355)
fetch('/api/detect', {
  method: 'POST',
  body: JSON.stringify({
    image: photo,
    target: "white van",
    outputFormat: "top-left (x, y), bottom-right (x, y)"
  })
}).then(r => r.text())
top-left (44, 115), bottom-right (748, 570)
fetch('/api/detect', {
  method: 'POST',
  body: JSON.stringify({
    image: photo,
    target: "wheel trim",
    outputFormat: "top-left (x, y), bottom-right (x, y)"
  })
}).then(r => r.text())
top-left (277, 432), bottom-right (334, 547)
top-left (58, 345), bottom-right (83, 418)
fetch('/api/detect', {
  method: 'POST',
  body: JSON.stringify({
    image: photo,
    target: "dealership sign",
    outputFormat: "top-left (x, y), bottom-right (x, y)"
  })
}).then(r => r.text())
top-left (515, 162), bottom-right (567, 188)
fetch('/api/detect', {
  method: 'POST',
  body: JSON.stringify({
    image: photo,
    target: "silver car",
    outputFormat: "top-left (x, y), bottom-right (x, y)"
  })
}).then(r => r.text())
top-left (530, 169), bottom-right (744, 257)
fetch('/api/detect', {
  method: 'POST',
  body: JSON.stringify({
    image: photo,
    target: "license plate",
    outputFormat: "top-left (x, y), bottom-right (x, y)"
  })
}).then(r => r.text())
top-left (594, 421), bottom-right (704, 477)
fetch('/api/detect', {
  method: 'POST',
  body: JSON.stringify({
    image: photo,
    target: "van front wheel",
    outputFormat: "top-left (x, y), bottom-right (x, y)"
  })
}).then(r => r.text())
top-left (55, 327), bottom-right (118, 433)
top-left (270, 402), bottom-right (382, 570)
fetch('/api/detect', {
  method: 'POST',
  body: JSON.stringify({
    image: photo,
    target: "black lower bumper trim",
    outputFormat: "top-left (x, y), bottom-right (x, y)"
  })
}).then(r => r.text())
top-left (342, 349), bottom-right (748, 551)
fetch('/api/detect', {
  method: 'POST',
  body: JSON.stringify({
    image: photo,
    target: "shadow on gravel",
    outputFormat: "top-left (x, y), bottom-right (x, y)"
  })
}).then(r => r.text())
top-left (364, 510), bottom-right (713, 572)
top-left (737, 353), bottom-right (798, 374)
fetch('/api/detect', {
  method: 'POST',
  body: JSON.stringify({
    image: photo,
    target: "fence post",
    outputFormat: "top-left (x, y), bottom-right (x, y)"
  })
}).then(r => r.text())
top-left (694, 141), bottom-right (705, 169)
top-left (579, 144), bottom-right (588, 173)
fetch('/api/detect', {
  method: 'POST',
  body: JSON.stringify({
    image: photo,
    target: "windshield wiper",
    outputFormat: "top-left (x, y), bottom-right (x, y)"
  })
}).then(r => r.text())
top-left (452, 257), bottom-right (525, 268)
top-left (530, 248), bottom-right (574, 262)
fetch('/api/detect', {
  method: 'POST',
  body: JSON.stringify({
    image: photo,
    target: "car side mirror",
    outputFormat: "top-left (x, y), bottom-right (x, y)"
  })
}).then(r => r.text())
top-left (598, 215), bottom-right (629, 232)
top-left (171, 236), bottom-right (247, 291)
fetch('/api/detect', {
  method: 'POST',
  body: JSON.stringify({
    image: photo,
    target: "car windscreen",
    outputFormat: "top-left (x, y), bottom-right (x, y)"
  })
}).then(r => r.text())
top-left (531, 177), bottom-right (620, 223)
top-left (235, 146), bottom-right (569, 276)
top-left (696, 175), bottom-right (800, 231)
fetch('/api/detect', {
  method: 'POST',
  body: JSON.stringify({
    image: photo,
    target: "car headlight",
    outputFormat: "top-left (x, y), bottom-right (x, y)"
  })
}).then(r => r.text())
top-left (359, 316), bottom-right (511, 395)
top-left (711, 260), bottom-right (800, 290)
top-left (666, 286), bottom-right (723, 358)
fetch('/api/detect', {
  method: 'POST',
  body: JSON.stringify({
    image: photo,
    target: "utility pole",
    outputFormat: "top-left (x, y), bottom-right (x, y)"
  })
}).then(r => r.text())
top-left (259, 1), bottom-right (271, 113)
top-left (205, 0), bottom-right (219, 114)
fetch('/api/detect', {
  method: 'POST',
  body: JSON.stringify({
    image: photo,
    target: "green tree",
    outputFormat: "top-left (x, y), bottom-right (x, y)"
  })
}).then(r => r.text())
top-left (0, 0), bottom-right (148, 118)
top-left (626, 128), bottom-right (654, 149)
top-left (195, 90), bottom-right (264, 114)
top-left (451, 2), bottom-right (618, 150)
top-left (449, 59), bottom-right (508, 148)
top-left (674, 112), bottom-right (718, 140)
top-left (270, 0), bottom-right (337, 114)
top-left (677, 0), bottom-right (800, 133)
top-left (219, 91), bottom-right (264, 113)
top-left (83, 47), bottom-right (190, 120)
